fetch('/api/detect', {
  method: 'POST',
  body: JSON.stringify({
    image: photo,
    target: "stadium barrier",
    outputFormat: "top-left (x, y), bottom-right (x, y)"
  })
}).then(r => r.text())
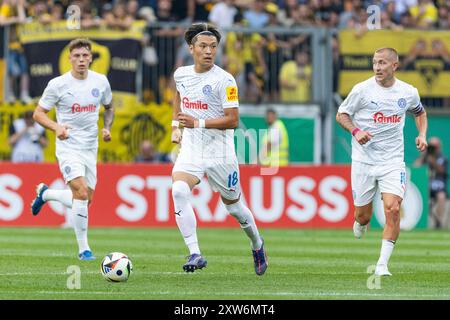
top-left (0, 163), bottom-right (427, 229)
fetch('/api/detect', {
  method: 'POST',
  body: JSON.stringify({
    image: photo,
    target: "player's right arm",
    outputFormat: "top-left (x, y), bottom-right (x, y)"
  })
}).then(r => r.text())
top-left (34, 79), bottom-right (70, 140)
top-left (336, 85), bottom-right (373, 145)
top-left (33, 106), bottom-right (70, 140)
top-left (171, 91), bottom-right (182, 144)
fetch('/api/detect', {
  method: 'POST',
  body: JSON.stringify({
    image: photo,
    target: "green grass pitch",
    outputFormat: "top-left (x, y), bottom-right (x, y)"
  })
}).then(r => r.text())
top-left (0, 227), bottom-right (449, 300)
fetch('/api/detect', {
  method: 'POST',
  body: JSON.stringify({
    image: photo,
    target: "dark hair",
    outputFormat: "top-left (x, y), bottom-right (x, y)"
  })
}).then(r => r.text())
top-left (68, 38), bottom-right (92, 52)
top-left (184, 23), bottom-right (221, 45)
top-left (266, 108), bottom-right (277, 115)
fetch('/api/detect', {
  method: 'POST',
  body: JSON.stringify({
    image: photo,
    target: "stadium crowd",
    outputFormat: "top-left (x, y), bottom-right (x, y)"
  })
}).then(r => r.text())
top-left (1, 0), bottom-right (449, 105)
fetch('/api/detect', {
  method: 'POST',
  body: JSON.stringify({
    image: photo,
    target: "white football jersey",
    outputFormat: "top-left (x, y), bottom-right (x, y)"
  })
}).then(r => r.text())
top-left (174, 64), bottom-right (239, 159)
top-left (39, 70), bottom-right (112, 150)
top-left (338, 76), bottom-right (424, 165)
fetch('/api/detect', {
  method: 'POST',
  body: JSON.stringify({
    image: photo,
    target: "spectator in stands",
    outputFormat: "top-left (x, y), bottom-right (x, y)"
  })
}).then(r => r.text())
top-left (259, 108), bottom-right (289, 167)
top-left (127, 0), bottom-right (140, 19)
top-left (315, 0), bottom-right (341, 28)
top-left (243, 0), bottom-right (269, 28)
top-left (409, 0), bottom-right (438, 29)
top-left (437, 4), bottom-right (449, 29)
top-left (37, 0), bottom-right (63, 24)
top-left (208, 0), bottom-right (237, 67)
top-left (150, 0), bottom-right (183, 103)
top-left (414, 137), bottom-right (448, 229)
top-left (225, 14), bottom-right (265, 103)
top-left (188, 0), bottom-right (213, 23)
top-left (135, 140), bottom-right (169, 162)
top-left (391, 0), bottom-right (418, 18)
top-left (105, 0), bottom-right (134, 30)
top-left (276, 0), bottom-right (300, 27)
top-left (208, 0), bottom-right (237, 29)
top-left (279, 50), bottom-right (312, 103)
top-left (383, 0), bottom-right (402, 24)
top-left (8, 110), bottom-right (48, 162)
top-left (81, 4), bottom-right (102, 29)
top-left (399, 10), bottom-right (416, 28)
top-left (261, 2), bottom-right (286, 102)
top-left (0, 0), bottom-right (32, 104)
top-left (338, 0), bottom-right (357, 29)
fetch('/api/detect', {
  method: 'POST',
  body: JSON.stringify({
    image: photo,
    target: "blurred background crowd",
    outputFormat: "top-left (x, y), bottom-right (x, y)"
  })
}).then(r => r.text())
top-left (1, 0), bottom-right (449, 106)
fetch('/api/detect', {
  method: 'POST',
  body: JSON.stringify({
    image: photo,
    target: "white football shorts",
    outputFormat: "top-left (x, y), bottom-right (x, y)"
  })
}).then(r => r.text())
top-left (351, 161), bottom-right (406, 206)
top-left (56, 147), bottom-right (98, 190)
top-left (172, 153), bottom-right (242, 201)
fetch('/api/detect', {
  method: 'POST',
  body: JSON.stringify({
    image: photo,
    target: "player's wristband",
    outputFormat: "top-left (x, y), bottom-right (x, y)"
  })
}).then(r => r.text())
top-left (172, 120), bottom-right (179, 128)
top-left (198, 119), bottom-right (205, 128)
top-left (351, 128), bottom-right (360, 136)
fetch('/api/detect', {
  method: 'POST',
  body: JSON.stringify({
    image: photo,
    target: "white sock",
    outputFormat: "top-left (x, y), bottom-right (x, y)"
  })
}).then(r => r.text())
top-left (225, 199), bottom-right (262, 250)
top-left (72, 199), bottom-right (90, 253)
top-left (43, 189), bottom-right (73, 208)
top-left (377, 239), bottom-right (395, 266)
top-left (172, 181), bottom-right (200, 255)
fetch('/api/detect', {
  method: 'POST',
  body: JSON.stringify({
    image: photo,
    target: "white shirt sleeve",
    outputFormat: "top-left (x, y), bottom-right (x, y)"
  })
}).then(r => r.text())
top-left (101, 77), bottom-right (113, 105)
top-left (38, 80), bottom-right (58, 110)
top-left (337, 85), bottom-right (361, 116)
top-left (219, 75), bottom-right (239, 109)
top-left (408, 87), bottom-right (424, 115)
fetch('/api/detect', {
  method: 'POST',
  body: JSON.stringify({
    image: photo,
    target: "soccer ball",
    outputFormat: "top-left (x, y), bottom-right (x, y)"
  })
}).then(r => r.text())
top-left (101, 252), bottom-right (133, 282)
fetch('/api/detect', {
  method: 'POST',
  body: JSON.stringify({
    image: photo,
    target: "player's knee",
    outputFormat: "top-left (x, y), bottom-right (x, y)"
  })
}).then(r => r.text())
top-left (73, 188), bottom-right (89, 201)
top-left (385, 202), bottom-right (401, 225)
top-left (224, 199), bottom-right (242, 215)
top-left (357, 216), bottom-right (371, 225)
top-left (355, 210), bottom-right (371, 225)
top-left (172, 180), bottom-right (191, 202)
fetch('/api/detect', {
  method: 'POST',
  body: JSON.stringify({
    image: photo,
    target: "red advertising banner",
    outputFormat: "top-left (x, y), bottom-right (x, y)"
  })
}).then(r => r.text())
top-left (0, 163), bottom-right (353, 228)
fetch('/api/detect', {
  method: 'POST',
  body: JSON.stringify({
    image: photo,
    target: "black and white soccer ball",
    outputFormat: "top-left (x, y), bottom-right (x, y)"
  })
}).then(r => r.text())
top-left (101, 252), bottom-right (133, 282)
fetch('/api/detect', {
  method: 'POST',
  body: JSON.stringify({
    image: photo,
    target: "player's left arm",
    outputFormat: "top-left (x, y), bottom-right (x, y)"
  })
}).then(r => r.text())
top-left (410, 90), bottom-right (427, 152)
top-left (178, 107), bottom-right (238, 129)
top-left (101, 78), bottom-right (114, 142)
top-left (102, 102), bottom-right (114, 142)
top-left (414, 110), bottom-right (427, 152)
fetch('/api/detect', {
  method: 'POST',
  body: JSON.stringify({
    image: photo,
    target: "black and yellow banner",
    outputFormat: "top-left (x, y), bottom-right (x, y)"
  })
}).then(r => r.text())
top-left (0, 102), bottom-right (174, 162)
top-left (0, 26), bottom-right (5, 102)
top-left (17, 21), bottom-right (146, 99)
top-left (339, 30), bottom-right (450, 97)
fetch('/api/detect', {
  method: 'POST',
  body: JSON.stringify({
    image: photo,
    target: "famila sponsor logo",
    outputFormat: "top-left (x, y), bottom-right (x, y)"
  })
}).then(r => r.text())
top-left (182, 97), bottom-right (208, 110)
top-left (373, 112), bottom-right (401, 124)
top-left (71, 103), bottom-right (96, 113)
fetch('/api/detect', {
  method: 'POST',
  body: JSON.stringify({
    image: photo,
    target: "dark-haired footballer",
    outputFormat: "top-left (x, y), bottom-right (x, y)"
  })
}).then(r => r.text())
top-left (170, 23), bottom-right (268, 275)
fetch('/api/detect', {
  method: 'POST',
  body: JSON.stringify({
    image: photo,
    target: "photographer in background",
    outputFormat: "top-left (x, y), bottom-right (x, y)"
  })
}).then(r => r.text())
top-left (8, 110), bottom-right (48, 162)
top-left (414, 137), bottom-right (448, 229)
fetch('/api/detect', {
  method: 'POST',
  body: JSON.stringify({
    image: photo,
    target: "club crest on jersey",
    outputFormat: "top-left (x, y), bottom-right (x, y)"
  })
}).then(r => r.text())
top-left (91, 88), bottom-right (100, 97)
top-left (202, 85), bottom-right (212, 96)
top-left (397, 98), bottom-right (407, 109)
top-left (64, 166), bottom-right (71, 174)
top-left (182, 97), bottom-right (208, 109)
top-left (226, 86), bottom-right (238, 102)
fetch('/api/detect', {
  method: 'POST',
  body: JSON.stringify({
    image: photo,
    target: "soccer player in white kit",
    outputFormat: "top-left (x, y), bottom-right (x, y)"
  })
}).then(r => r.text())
top-left (171, 23), bottom-right (268, 275)
top-left (336, 48), bottom-right (428, 276)
top-left (31, 38), bottom-right (114, 261)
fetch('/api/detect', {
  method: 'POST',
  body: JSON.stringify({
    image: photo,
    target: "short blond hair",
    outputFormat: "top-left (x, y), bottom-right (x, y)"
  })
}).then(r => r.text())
top-left (375, 47), bottom-right (399, 62)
